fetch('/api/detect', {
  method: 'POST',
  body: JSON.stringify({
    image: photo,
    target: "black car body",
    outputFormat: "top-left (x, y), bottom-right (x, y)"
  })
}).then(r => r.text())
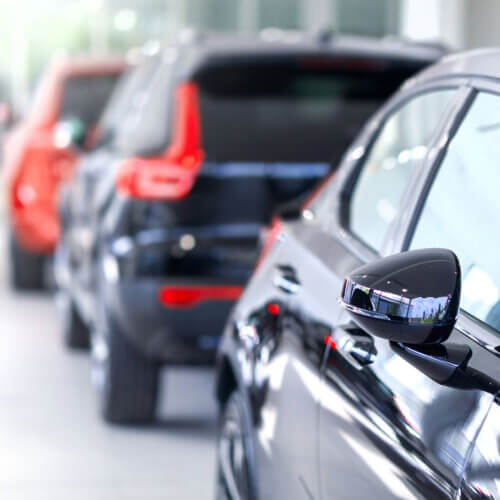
top-left (215, 48), bottom-right (500, 499)
top-left (57, 33), bottom-right (443, 423)
top-left (57, 49), bottom-right (160, 336)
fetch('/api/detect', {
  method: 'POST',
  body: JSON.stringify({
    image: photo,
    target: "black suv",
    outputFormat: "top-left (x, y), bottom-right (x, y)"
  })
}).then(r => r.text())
top-left (215, 48), bottom-right (500, 499)
top-left (57, 33), bottom-right (442, 424)
top-left (57, 48), bottom-right (159, 344)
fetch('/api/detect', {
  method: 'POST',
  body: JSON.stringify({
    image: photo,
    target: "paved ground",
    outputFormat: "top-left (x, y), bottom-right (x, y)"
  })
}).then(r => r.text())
top-left (0, 242), bottom-right (218, 499)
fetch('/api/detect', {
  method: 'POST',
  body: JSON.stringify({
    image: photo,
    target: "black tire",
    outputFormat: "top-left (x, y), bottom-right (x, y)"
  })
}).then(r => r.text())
top-left (60, 291), bottom-right (90, 349)
top-left (9, 230), bottom-right (45, 290)
top-left (216, 392), bottom-right (257, 500)
top-left (95, 307), bottom-right (159, 424)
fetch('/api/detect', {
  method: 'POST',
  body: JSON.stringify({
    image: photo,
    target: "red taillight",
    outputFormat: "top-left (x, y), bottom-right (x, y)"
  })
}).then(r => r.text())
top-left (158, 286), bottom-right (243, 309)
top-left (116, 82), bottom-right (204, 201)
top-left (165, 83), bottom-right (203, 164)
top-left (116, 157), bottom-right (199, 200)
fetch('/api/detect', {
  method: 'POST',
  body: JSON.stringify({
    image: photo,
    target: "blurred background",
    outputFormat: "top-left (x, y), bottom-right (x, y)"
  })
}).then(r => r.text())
top-left (2, 0), bottom-right (500, 115)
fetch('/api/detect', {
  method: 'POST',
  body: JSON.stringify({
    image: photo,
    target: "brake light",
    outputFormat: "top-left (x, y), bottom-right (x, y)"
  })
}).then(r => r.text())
top-left (116, 157), bottom-right (198, 200)
top-left (116, 82), bottom-right (204, 201)
top-left (158, 286), bottom-right (243, 309)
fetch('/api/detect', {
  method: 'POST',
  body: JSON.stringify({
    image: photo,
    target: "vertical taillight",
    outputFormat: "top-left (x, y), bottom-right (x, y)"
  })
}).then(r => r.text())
top-left (116, 82), bottom-right (204, 201)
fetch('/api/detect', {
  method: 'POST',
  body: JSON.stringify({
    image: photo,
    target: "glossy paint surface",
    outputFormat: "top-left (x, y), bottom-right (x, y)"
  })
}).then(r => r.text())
top-left (221, 219), bottom-right (495, 499)
top-left (340, 248), bottom-right (461, 344)
top-left (216, 68), bottom-right (500, 499)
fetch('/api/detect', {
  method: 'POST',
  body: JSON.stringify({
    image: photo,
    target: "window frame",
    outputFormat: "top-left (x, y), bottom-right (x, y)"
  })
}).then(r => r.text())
top-left (338, 83), bottom-right (463, 256)
top-left (403, 77), bottom-right (500, 340)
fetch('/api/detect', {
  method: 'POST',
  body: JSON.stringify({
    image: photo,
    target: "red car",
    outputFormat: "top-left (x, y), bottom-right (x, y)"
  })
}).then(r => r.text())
top-left (3, 56), bottom-right (124, 289)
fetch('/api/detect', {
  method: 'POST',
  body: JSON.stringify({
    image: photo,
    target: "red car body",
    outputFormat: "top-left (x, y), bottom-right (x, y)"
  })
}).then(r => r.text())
top-left (4, 57), bottom-right (124, 254)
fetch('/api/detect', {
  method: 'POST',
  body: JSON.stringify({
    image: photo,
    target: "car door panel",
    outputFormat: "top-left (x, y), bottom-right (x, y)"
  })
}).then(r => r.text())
top-left (461, 397), bottom-right (500, 499)
top-left (232, 228), bottom-right (339, 500)
top-left (279, 217), bottom-right (493, 499)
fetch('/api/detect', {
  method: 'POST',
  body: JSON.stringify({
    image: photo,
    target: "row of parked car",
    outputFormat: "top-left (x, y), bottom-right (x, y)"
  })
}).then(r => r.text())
top-left (3, 30), bottom-right (500, 499)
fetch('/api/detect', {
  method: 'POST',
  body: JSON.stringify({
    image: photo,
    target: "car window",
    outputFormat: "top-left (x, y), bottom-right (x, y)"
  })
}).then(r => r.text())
top-left (198, 61), bottom-right (424, 164)
top-left (349, 89), bottom-right (457, 252)
top-left (410, 91), bottom-right (500, 332)
top-left (60, 73), bottom-right (120, 128)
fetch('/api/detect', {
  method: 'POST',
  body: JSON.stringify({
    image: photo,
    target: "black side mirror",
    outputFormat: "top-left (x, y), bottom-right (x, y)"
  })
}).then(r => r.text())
top-left (339, 248), bottom-right (461, 344)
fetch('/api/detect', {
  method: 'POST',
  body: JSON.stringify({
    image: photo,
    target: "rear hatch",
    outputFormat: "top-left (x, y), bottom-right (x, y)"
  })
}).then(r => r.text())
top-left (131, 53), bottom-right (432, 282)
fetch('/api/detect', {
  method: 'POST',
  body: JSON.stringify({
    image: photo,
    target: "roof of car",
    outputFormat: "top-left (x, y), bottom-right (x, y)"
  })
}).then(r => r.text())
top-left (48, 55), bottom-right (126, 79)
top-left (170, 31), bottom-right (445, 79)
top-left (404, 47), bottom-right (500, 87)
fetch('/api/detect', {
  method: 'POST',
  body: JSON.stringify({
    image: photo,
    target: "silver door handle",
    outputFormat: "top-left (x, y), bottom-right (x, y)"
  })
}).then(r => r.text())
top-left (339, 335), bottom-right (377, 367)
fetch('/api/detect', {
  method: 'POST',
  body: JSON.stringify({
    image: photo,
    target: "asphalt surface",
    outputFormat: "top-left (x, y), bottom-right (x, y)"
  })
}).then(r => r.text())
top-left (0, 242), bottom-right (218, 499)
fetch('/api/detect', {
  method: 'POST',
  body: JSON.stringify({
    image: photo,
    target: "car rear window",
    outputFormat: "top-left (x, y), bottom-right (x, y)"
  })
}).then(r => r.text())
top-left (60, 73), bottom-right (120, 128)
top-left (197, 59), bottom-right (424, 165)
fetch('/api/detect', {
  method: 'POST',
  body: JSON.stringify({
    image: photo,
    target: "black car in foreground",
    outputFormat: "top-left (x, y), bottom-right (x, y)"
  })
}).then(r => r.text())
top-left (57, 32), bottom-right (443, 424)
top-left (215, 48), bottom-right (500, 500)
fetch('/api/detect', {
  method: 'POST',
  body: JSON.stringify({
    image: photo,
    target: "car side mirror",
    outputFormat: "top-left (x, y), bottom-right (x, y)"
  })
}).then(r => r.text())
top-left (339, 248), bottom-right (461, 345)
top-left (53, 118), bottom-right (87, 150)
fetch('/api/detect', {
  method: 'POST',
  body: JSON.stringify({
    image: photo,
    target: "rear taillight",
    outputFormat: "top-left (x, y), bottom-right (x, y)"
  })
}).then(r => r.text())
top-left (116, 82), bottom-right (203, 201)
top-left (158, 286), bottom-right (243, 309)
top-left (116, 158), bottom-right (198, 201)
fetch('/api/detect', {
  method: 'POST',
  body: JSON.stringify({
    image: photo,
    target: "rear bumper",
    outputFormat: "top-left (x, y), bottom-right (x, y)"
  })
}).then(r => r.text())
top-left (101, 275), bottom-right (239, 365)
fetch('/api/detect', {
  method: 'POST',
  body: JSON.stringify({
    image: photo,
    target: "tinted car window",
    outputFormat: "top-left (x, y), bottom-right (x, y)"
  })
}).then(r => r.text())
top-left (60, 74), bottom-right (119, 128)
top-left (410, 91), bottom-right (500, 332)
top-left (198, 61), bottom-right (422, 164)
top-left (349, 89), bottom-right (456, 252)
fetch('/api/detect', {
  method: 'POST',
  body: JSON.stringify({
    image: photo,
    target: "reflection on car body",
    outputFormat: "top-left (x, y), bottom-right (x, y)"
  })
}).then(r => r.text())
top-left (215, 47), bottom-right (500, 499)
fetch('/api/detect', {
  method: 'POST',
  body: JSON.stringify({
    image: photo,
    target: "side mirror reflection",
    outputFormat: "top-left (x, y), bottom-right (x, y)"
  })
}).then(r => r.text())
top-left (339, 248), bottom-right (461, 344)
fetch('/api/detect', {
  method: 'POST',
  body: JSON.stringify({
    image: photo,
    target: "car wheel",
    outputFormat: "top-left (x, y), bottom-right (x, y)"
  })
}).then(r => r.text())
top-left (216, 392), bottom-right (257, 500)
top-left (60, 290), bottom-right (90, 349)
top-left (92, 303), bottom-right (159, 424)
top-left (9, 230), bottom-right (45, 290)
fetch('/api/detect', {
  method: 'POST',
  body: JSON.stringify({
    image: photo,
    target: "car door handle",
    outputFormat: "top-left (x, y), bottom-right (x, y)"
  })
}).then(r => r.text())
top-left (390, 342), bottom-right (472, 385)
top-left (335, 325), bottom-right (377, 369)
top-left (273, 264), bottom-right (301, 295)
top-left (340, 336), bottom-right (377, 366)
